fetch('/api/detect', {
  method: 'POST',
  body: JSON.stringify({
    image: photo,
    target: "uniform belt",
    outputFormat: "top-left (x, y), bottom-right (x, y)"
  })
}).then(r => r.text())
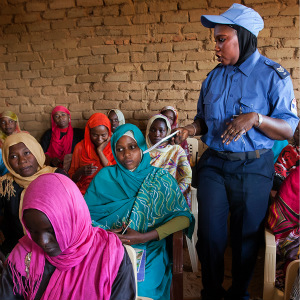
top-left (212, 149), bottom-right (270, 161)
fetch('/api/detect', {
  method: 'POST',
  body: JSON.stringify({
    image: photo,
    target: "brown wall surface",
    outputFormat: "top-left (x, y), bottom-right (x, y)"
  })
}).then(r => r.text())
top-left (0, 0), bottom-right (299, 139)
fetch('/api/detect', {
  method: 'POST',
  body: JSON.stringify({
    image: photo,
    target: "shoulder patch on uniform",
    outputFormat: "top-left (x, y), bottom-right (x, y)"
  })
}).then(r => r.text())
top-left (264, 60), bottom-right (290, 79)
top-left (207, 63), bottom-right (222, 76)
top-left (291, 98), bottom-right (297, 115)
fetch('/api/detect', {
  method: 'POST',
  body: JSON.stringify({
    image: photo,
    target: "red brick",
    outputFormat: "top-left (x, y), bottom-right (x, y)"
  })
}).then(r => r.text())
top-left (104, 53), bottom-right (130, 63)
top-left (77, 0), bottom-right (103, 7)
top-left (162, 11), bottom-right (189, 23)
top-left (93, 82), bottom-right (119, 91)
top-left (26, 2), bottom-right (47, 12)
top-left (49, 0), bottom-right (75, 9)
top-left (132, 14), bottom-right (160, 25)
top-left (52, 20), bottom-right (76, 30)
top-left (4, 24), bottom-right (27, 34)
top-left (43, 10), bottom-right (65, 20)
top-left (40, 50), bottom-right (64, 61)
top-left (104, 16), bottom-right (131, 26)
top-left (149, 2), bottom-right (177, 12)
top-left (67, 47), bottom-right (91, 58)
top-left (53, 76), bottom-right (75, 86)
top-left (68, 84), bottom-right (91, 93)
top-left (132, 71), bottom-right (158, 81)
top-left (42, 86), bottom-right (66, 95)
top-left (159, 71), bottom-right (186, 81)
top-left (78, 17), bottom-right (103, 27)
top-left (105, 73), bottom-right (130, 82)
top-left (89, 64), bottom-right (114, 73)
top-left (8, 62), bottom-right (30, 71)
top-left (142, 62), bottom-right (169, 71)
top-left (6, 79), bottom-right (29, 89)
top-left (77, 74), bottom-right (101, 83)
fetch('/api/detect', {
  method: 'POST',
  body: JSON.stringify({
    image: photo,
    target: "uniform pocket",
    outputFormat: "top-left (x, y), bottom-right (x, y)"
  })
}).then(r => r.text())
top-left (239, 95), bottom-right (269, 114)
top-left (203, 92), bottom-right (222, 120)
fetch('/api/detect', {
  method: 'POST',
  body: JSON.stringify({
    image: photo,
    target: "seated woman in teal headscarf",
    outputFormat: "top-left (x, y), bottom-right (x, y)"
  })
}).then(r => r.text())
top-left (85, 123), bottom-right (194, 300)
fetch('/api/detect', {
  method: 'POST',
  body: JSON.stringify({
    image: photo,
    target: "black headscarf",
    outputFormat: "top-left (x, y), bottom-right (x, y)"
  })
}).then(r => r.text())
top-left (229, 24), bottom-right (257, 66)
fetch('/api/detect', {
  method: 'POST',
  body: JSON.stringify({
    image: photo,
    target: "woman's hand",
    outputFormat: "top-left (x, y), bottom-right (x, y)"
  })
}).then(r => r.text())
top-left (97, 136), bottom-right (110, 153)
top-left (172, 127), bottom-right (189, 144)
top-left (221, 113), bottom-right (257, 145)
top-left (51, 157), bottom-right (62, 167)
top-left (109, 225), bottom-right (159, 245)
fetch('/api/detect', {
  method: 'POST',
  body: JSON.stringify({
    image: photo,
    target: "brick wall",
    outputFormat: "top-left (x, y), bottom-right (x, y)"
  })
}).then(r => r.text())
top-left (0, 0), bottom-right (299, 139)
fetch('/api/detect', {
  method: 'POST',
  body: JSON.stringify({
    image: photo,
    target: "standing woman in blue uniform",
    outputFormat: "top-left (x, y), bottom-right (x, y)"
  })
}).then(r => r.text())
top-left (175, 4), bottom-right (299, 300)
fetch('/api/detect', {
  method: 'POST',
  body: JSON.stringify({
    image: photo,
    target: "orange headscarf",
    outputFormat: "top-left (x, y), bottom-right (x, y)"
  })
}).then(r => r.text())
top-left (81, 113), bottom-right (115, 168)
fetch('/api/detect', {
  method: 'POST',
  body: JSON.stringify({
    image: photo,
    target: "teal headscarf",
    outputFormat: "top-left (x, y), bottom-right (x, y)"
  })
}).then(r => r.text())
top-left (85, 123), bottom-right (194, 236)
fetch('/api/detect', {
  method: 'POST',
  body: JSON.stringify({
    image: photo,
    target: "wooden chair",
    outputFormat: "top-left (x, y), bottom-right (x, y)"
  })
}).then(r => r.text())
top-left (263, 229), bottom-right (300, 300)
top-left (170, 230), bottom-right (184, 300)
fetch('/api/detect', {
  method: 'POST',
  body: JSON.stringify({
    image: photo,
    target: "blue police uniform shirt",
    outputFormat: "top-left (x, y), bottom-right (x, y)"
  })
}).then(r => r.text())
top-left (195, 49), bottom-right (299, 152)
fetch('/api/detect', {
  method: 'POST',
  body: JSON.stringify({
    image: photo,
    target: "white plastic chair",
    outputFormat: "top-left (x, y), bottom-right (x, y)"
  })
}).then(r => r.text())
top-left (263, 229), bottom-right (300, 300)
top-left (124, 245), bottom-right (153, 300)
top-left (186, 138), bottom-right (199, 272)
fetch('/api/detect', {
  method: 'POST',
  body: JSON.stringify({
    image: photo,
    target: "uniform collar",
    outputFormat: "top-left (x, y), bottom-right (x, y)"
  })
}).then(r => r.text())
top-left (236, 49), bottom-right (260, 76)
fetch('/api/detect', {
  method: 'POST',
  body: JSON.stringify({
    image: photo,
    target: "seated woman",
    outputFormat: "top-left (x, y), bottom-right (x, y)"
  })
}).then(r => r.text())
top-left (107, 109), bottom-right (125, 133)
top-left (267, 166), bottom-right (299, 292)
top-left (84, 123), bottom-right (194, 300)
top-left (146, 114), bottom-right (192, 207)
top-left (0, 110), bottom-right (22, 149)
top-left (0, 173), bottom-right (135, 300)
top-left (160, 106), bottom-right (191, 162)
top-left (0, 132), bottom-right (67, 256)
top-left (69, 113), bottom-right (115, 195)
top-left (273, 121), bottom-right (300, 191)
top-left (40, 106), bottom-right (84, 170)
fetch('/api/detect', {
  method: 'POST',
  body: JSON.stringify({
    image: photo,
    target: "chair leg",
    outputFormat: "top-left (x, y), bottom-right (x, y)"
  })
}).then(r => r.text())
top-left (171, 230), bottom-right (183, 300)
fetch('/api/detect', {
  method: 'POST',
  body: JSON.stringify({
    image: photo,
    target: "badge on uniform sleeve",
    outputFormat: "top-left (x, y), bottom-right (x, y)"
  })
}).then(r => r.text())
top-left (291, 98), bottom-right (297, 115)
top-left (272, 63), bottom-right (290, 79)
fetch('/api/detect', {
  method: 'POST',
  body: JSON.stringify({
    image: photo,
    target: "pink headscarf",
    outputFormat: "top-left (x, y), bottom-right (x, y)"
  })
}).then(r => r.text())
top-left (7, 173), bottom-right (124, 300)
top-left (45, 106), bottom-right (74, 161)
top-left (160, 106), bottom-right (178, 130)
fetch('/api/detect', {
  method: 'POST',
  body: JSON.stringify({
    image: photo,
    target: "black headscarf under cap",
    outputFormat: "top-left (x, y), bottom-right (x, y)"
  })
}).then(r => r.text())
top-left (229, 24), bottom-right (257, 66)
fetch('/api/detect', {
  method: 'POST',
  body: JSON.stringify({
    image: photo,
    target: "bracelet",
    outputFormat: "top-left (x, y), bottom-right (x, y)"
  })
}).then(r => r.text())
top-left (190, 123), bottom-right (197, 137)
top-left (255, 113), bottom-right (263, 128)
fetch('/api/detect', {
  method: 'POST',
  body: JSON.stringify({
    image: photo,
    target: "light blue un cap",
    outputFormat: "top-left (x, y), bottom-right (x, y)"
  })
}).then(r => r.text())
top-left (201, 3), bottom-right (264, 37)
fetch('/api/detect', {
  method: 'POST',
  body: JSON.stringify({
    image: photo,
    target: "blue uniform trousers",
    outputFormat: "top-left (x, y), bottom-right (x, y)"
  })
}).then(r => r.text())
top-left (196, 149), bottom-right (274, 300)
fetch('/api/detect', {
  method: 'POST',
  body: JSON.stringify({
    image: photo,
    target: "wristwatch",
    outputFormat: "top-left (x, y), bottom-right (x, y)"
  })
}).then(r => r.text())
top-left (256, 113), bottom-right (263, 128)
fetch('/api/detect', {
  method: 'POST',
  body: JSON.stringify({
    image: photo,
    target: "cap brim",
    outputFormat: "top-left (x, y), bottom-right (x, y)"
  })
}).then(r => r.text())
top-left (201, 15), bottom-right (235, 28)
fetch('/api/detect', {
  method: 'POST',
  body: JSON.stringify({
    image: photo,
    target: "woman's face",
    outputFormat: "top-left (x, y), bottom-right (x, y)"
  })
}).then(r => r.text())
top-left (23, 209), bottom-right (62, 257)
top-left (115, 135), bottom-right (141, 170)
top-left (53, 111), bottom-right (70, 129)
top-left (148, 119), bottom-right (168, 145)
top-left (0, 117), bottom-right (17, 136)
top-left (8, 142), bottom-right (39, 177)
top-left (90, 125), bottom-right (109, 147)
top-left (108, 111), bottom-right (119, 133)
top-left (214, 24), bottom-right (239, 66)
top-left (161, 110), bottom-right (175, 126)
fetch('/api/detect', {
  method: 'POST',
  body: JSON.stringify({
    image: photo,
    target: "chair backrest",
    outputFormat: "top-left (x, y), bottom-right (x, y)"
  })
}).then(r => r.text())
top-left (124, 245), bottom-right (138, 298)
top-left (186, 138), bottom-right (198, 167)
top-left (284, 260), bottom-right (300, 300)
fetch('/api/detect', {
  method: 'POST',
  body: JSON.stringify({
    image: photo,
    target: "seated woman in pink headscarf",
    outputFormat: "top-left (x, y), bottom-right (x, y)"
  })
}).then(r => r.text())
top-left (0, 173), bottom-right (135, 300)
top-left (40, 106), bottom-right (84, 170)
top-left (160, 106), bottom-right (191, 163)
